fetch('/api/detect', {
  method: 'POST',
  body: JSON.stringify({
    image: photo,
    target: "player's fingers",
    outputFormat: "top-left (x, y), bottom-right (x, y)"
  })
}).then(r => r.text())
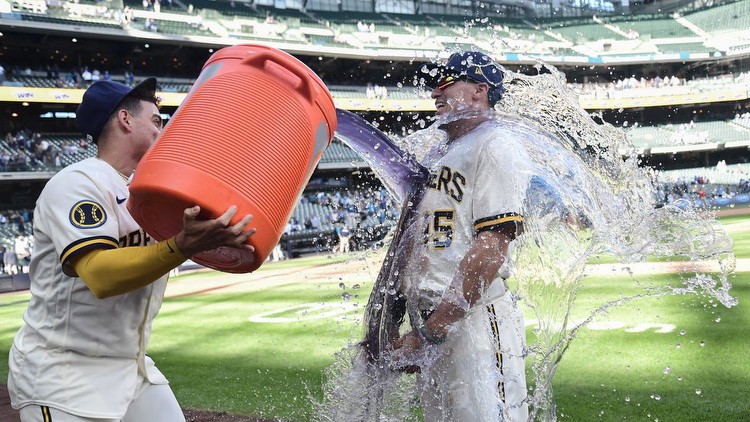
top-left (183, 205), bottom-right (200, 220)
top-left (215, 205), bottom-right (238, 227)
top-left (229, 227), bottom-right (255, 247)
top-left (228, 214), bottom-right (253, 235)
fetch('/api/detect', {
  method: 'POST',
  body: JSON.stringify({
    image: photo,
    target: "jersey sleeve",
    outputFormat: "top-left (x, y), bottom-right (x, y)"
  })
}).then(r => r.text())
top-left (35, 168), bottom-right (120, 276)
top-left (471, 136), bottom-right (532, 238)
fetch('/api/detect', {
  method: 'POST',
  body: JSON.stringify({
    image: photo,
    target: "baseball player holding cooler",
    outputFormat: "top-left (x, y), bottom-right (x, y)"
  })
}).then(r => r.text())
top-left (390, 52), bottom-right (531, 421)
top-left (7, 78), bottom-right (256, 422)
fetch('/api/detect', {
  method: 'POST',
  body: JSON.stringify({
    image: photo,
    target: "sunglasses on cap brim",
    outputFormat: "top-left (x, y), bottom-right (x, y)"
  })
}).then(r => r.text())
top-left (435, 74), bottom-right (491, 91)
top-left (434, 74), bottom-right (468, 90)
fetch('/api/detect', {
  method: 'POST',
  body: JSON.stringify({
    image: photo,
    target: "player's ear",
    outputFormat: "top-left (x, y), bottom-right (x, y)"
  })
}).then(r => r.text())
top-left (117, 108), bottom-right (131, 126)
top-left (473, 83), bottom-right (490, 100)
top-left (113, 108), bottom-right (134, 135)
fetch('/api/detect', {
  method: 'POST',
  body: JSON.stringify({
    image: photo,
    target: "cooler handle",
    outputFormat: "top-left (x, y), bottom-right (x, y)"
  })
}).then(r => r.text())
top-left (242, 51), bottom-right (314, 103)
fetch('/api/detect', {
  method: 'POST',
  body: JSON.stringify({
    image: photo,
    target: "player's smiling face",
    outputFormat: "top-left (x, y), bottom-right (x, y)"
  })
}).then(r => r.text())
top-left (431, 76), bottom-right (480, 116)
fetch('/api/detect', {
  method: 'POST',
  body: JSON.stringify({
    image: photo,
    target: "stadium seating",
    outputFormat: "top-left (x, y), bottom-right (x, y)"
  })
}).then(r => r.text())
top-left (683, 1), bottom-right (750, 33)
top-left (627, 119), bottom-right (750, 149)
top-left (3, 0), bottom-right (748, 59)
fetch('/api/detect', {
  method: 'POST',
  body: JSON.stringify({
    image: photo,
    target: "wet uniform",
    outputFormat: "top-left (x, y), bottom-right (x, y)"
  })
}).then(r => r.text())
top-left (8, 157), bottom-right (184, 422)
top-left (403, 120), bottom-right (531, 422)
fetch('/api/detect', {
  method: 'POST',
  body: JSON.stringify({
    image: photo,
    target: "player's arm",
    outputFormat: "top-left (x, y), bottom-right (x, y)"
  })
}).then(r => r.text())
top-left (420, 227), bottom-right (516, 342)
top-left (72, 237), bottom-right (186, 298)
top-left (72, 205), bottom-right (255, 299)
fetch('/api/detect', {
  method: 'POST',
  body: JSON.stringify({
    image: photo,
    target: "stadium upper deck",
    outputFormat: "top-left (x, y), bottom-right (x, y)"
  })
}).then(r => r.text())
top-left (0, 0), bottom-right (748, 66)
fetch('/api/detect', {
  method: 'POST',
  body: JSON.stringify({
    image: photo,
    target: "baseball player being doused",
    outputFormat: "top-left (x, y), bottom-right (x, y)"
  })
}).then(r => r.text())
top-left (361, 51), bottom-right (531, 421)
top-left (7, 78), bottom-right (256, 421)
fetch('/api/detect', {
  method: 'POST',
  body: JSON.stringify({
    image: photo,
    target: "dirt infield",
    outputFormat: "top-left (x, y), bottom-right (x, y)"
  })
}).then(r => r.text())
top-left (716, 206), bottom-right (750, 217)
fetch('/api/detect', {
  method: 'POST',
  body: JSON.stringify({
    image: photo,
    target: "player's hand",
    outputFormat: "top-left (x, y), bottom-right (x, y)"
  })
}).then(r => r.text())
top-left (389, 330), bottom-right (423, 373)
top-left (175, 205), bottom-right (256, 257)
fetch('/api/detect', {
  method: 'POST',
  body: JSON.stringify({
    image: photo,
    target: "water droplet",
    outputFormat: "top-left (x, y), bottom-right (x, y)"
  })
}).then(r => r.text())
top-left (700, 340), bottom-right (705, 347)
top-left (695, 389), bottom-right (702, 395)
top-left (653, 395), bottom-right (661, 401)
top-left (341, 292), bottom-right (351, 301)
top-left (679, 330), bottom-right (686, 336)
top-left (676, 343), bottom-right (682, 349)
top-left (625, 396), bottom-right (631, 403)
top-left (714, 316), bottom-right (721, 323)
top-left (338, 282), bottom-right (346, 289)
top-left (677, 376), bottom-right (683, 381)
top-left (663, 366), bottom-right (671, 374)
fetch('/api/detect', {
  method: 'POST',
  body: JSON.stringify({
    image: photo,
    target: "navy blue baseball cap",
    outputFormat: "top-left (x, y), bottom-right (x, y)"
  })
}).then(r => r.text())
top-left (76, 77), bottom-right (157, 144)
top-left (431, 51), bottom-right (505, 106)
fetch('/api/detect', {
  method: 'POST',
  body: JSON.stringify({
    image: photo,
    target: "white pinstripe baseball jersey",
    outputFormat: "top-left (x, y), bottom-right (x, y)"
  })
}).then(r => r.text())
top-left (403, 119), bottom-right (533, 310)
top-left (8, 157), bottom-right (169, 419)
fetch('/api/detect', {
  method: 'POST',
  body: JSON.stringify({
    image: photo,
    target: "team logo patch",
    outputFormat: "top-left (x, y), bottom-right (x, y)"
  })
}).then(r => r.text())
top-left (69, 200), bottom-right (107, 228)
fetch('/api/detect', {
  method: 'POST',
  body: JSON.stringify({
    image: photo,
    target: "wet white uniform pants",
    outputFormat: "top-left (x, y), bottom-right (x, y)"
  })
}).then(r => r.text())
top-left (417, 291), bottom-right (528, 422)
top-left (18, 378), bottom-right (185, 422)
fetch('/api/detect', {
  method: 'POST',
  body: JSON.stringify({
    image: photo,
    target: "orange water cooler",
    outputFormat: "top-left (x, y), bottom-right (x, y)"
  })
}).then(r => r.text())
top-left (127, 44), bottom-right (337, 273)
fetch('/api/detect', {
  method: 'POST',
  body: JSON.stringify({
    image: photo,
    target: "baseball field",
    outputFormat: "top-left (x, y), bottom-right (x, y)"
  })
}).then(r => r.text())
top-left (1, 211), bottom-right (749, 421)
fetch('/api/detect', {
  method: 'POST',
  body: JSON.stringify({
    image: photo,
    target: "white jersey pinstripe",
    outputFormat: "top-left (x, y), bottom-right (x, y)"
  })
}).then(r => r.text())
top-left (403, 119), bottom-right (532, 421)
top-left (404, 119), bottom-right (533, 309)
top-left (8, 157), bottom-right (169, 419)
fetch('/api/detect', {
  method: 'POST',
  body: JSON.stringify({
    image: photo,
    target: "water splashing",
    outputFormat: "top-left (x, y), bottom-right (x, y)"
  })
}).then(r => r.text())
top-left (319, 62), bottom-right (735, 421)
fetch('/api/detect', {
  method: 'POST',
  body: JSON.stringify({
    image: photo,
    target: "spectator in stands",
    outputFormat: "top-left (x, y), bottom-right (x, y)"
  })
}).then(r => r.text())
top-left (336, 224), bottom-right (351, 254)
top-left (145, 18), bottom-right (158, 32)
top-left (124, 70), bottom-right (136, 86)
top-left (14, 233), bottom-right (30, 273)
top-left (290, 216), bottom-right (302, 232)
top-left (66, 70), bottom-right (79, 87)
top-left (4, 245), bottom-right (17, 275)
top-left (81, 67), bottom-right (93, 86)
top-left (284, 220), bottom-right (292, 235)
top-left (0, 245), bottom-right (5, 274)
top-left (7, 77), bottom-right (256, 422)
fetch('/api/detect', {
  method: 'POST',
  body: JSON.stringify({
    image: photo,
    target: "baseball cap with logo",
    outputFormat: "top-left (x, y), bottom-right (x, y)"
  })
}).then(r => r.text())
top-left (76, 77), bottom-right (158, 144)
top-left (430, 51), bottom-right (505, 106)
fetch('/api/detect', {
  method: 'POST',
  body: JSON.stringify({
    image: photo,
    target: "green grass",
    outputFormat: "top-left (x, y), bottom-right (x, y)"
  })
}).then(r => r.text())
top-left (1, 216), bottom-right (748, 421)
top-left (552, 273), bottom-right (750, 421)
